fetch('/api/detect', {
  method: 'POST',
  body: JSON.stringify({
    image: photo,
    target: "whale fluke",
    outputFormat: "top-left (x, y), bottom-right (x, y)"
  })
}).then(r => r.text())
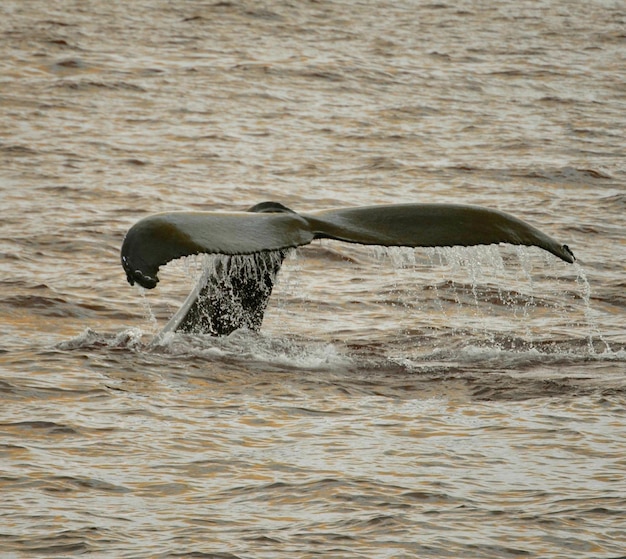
top-left (121, 203), bottom-right (311, 289)
top-left (121, 202), bottom-right (575, 336)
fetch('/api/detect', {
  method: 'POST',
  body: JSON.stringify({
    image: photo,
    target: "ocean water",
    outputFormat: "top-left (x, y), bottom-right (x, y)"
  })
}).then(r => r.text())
top-left (1, 1), bottom-right (625, 557)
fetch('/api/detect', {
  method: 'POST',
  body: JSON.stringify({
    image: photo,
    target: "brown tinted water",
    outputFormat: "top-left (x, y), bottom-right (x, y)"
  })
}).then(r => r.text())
top-left (1, 1), bottom-right (625, 557)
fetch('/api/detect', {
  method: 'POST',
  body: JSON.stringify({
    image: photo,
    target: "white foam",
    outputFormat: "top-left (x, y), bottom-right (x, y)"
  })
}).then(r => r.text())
top-left (56, 327), bottom-right (147, 350)
top-left (154, 328), bottom-right (353, 372)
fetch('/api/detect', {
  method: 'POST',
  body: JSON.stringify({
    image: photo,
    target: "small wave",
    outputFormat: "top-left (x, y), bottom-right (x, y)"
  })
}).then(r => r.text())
top-left (53, 78), bottom-right (147, 91)
top-left (517, 166), bottom-right (613, 182)
top-left (601, 192), bottom-right (626, 210)
top-left (3, 294), bottom-right (82, 318)
top-left (0, 420), bottom-right (80, 436)
top-left (0, 143), bottom-right (39, 156)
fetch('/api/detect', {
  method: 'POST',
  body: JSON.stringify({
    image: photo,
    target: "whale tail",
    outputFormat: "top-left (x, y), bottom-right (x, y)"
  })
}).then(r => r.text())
top-left (121, 202), bottom-right (575, 336)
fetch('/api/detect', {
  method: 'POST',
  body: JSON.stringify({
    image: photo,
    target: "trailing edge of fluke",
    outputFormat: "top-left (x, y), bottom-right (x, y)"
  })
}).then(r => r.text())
top-left (120, 201), bottom-right (575, 336)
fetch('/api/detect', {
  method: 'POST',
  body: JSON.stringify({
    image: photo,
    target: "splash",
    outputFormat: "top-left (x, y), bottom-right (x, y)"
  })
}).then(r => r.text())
top-left (153, 329), bottom-right (353, 372)
top-left (56, 327), bottom-right (147, 350)
top-left (369, 245), bottom-right (611, 355)
top-left (124, 244), bottom-right (615, 368)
